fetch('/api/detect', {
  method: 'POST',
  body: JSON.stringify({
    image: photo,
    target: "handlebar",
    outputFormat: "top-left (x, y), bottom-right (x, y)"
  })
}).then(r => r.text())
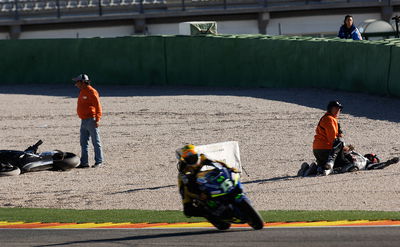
top-left (34, 140), bottom-right (43, 147)
top-left (24, 140), bottom-right (43, 153)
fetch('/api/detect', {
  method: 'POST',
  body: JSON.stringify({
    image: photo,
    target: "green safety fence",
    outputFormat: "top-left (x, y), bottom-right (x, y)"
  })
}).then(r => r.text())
top-left (388, 44), bottom-right (400, 97)
top-left (0, 35), bottom-right (398, 97)
top-left (0, 36), bottom-right (166, 85)
top-left (164, 35), bottom-right (393, 95)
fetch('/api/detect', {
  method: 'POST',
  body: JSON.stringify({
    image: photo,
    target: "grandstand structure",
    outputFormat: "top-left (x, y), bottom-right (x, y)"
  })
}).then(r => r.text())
top-left (0, 0), bottom-right (399, 39)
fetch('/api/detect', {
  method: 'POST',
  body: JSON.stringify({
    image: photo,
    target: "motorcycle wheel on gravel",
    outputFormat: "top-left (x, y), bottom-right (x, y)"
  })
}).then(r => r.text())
top-left (0, 164), bottom-right (21, 176)
top-left (22, 162), bottom-right (54, 172)
top-left (236, 199), bottom-right (264, 230)
top-left (204, 216), bottom-right (231, 230)
top-left (53, 152), bottom-right (80, 171)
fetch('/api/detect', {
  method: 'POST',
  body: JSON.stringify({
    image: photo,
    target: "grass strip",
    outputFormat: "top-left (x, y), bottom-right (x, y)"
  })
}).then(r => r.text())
top-left (1, 208), bottom-right (400, 223)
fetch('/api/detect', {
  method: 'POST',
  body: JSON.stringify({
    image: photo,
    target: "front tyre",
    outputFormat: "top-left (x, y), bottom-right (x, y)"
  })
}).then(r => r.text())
top-left (204, 216), bottom-right (231, 230)
top-left (0, 163), bottom-right (21, 176)
top-left (237, 199), bottom-right (264, 230)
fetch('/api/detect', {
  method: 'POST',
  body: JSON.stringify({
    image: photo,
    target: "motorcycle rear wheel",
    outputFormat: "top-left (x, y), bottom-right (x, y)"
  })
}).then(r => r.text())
top-left (53, 152), bottom-right (80, 171)
top-left (22, 162), bottom-right (53, 172)
top-left (237, 199), bottom-right (264, 230)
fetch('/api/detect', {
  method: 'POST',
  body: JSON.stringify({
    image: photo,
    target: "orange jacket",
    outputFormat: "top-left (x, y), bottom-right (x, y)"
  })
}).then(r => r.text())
top-left (312, 112), bottom-right (339, 150)
top-left (77, 85), bottom-right (102, 122)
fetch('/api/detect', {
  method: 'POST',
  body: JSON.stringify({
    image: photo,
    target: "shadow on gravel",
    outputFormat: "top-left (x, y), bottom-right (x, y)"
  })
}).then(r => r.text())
top-left (250, 171), bottom-right (400, 191)
top-left (243, 175), bottom-right (298, 184)
top-left (35, 229), bottom-right (239, 247)
top-left (108, 185), bottom-right (176, 195)
top-left (2, 85), bottom-right (400, 122)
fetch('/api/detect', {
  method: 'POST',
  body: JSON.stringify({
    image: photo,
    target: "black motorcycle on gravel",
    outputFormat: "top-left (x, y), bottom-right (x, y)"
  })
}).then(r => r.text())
top-left (0, 140), bottom-right (80, 176)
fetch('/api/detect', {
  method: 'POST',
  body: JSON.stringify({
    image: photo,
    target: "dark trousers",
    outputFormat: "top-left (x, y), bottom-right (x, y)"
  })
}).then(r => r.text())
top-left (313, 149), bottom-right (330, 168)
top-left (183, 203), bottom-right (204, 217)
top-left (313, 139), bottom-right (351, 169)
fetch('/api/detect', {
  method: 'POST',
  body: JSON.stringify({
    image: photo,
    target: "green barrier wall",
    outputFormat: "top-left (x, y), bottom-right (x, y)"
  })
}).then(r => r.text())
top-left (165, 35), bottom-right (394, 95)
top-left (0, 36), bottom-right (166, 85)
top-left (388, 44), bottom-right (400, 97)
top-left (0, 35), bottom-right (398, 97)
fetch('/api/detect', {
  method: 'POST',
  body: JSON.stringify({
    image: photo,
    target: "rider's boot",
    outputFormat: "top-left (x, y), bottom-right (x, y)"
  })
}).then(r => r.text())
top-left (297, 162), bottom-right (309, 177)
top-left (303, 162), bottom-right (318, 176)
top-left (323, 157), bottom-right (335, 175)
top-left (323, 168), bottom-right (333, 176)
top-left (323, 139), bottom-right (344, 170)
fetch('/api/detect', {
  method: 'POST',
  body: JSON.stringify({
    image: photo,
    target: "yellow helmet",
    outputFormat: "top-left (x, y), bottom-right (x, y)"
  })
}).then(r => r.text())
top-left (176, 144), bottom-right (199, 166)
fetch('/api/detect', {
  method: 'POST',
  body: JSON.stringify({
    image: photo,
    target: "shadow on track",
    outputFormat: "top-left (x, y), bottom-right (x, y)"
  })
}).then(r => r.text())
top-left (34, 229), bottom-right (242, 247)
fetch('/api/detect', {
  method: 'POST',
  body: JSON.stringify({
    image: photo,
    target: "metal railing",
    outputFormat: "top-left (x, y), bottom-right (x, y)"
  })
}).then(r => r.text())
top-left (0, 0), bottom-right (397, 21)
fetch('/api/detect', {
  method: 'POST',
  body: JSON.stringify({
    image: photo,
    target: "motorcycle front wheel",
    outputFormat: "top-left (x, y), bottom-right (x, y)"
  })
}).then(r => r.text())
top-left (204, 215), bottom-right (231, 230)
top-left (236, 199), bottom-right (264, 230)
top-left (0, 164), bottom-right (21, 176)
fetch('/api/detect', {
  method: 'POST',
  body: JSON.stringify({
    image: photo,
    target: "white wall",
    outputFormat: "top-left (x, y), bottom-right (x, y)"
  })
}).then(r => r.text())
top-left (147, 20), bottom-right (259, 35)
top-left (0, 32), bottom-right (9, 39)
top-left (147, 23), bottom-right (179, 35)
top-left (19, 25), bottom-right (134, 39)
top-left (267, 13), bottom-right (381, 36)
top-left (0, 12), bottom-right (392, 39)
top-left (216, 20), bottom-right (259, 34)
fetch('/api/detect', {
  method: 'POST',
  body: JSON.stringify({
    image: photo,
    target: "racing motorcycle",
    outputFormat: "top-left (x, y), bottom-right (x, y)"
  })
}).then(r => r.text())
top-left (0, 140), bottom-right (80, 176)
top-left (190, 162), bottom-right (264, 230)
top-left (339, 152), bottom-right (399, 173)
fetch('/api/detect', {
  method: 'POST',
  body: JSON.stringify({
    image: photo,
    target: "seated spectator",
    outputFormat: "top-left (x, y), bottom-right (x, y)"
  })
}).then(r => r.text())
top-left (338, 15), bottom-right (362, 40)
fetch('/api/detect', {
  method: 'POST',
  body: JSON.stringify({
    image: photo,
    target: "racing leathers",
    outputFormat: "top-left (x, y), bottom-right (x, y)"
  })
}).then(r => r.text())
top-left (177, 154), bottom-right (239, 217)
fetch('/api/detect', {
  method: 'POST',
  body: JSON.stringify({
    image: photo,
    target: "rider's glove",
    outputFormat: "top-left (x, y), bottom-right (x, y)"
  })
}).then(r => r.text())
top-left (230, 167), bottom-right (240, 173)
top-left (181, 174), bottom-right (189, 185)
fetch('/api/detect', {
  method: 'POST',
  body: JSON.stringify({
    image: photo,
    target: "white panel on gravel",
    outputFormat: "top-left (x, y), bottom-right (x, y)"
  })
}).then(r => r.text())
top-left (197, 141), bottom-right (242, 172)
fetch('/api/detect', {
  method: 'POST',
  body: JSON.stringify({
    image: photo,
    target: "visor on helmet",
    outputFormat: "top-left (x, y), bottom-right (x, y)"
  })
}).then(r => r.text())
top-left (176, 144), bottom-right (199, 166)
top-left (183, 153), bottom-right (199, 165)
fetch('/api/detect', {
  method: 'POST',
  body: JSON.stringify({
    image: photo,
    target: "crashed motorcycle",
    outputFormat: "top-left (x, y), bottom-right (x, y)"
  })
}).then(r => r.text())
top-left (299, 153), bottom-right (399, 177)
top-left (0, 140), bottom-right (80, 176)
top-left (188, 162), bottom-right (264, 230)
top-left (339, 152), bottom-right (399, 173)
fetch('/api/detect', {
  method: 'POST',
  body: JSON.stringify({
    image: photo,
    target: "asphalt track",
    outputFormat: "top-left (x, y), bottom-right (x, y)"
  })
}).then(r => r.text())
top-left (0, 226), bottom-right (400, 247)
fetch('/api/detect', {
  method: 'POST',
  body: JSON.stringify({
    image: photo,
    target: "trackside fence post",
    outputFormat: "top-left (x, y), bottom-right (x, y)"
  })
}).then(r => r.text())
top-left (56, 0), bottom-right (61, 18)
top-left (98, 0), bottom-right (103, 16)
top-left (13, 0), bottom-right (19, 20)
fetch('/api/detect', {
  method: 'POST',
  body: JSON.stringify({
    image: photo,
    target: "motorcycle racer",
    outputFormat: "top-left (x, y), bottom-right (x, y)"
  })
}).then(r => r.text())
top-left (299, 143), bottom-right (400, 176)
top-left (176, 144), bottom-right (239, 217)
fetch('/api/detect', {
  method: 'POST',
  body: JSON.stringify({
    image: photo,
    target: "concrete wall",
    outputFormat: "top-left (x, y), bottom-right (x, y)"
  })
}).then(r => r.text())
top-left (19, 25), bottom-right (134, 39)
top-left (0, 32), bottom-right (8, 39)
top-left (215, 20), bottom-right (259, 34)
top-left (147, 23), bottom-right (179, 35)
top-left (147, 20), bottom-right (259, 35)
top-left (0, 12), bottom-right (394, 39)
top-left (267, 13), bottom-right (382, 36)
top-left (146, 14), bottom-right (384, 36)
